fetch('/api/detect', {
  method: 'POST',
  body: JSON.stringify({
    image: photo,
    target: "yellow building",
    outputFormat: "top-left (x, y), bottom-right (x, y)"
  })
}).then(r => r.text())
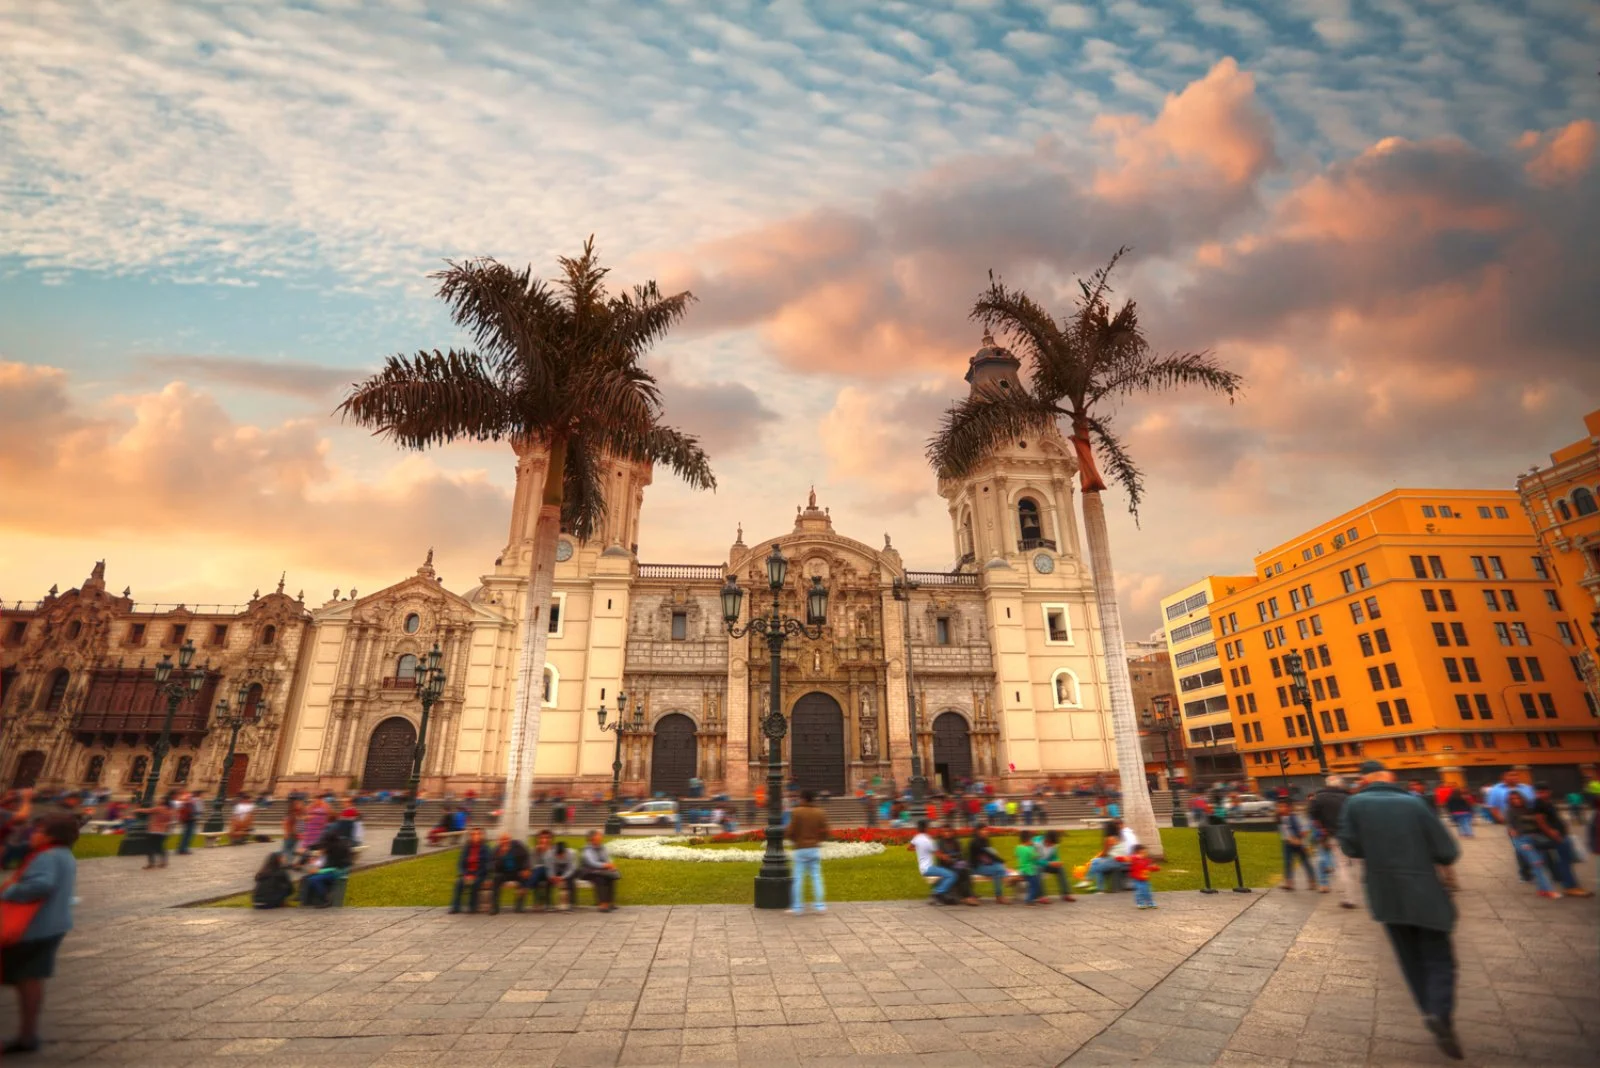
top-left (1517, 407), bottom-right (1600, 713)
top-left (1207, 489), bottom-right (1600, 794)
top-left (1159, 577), bottom-right (1250, 786)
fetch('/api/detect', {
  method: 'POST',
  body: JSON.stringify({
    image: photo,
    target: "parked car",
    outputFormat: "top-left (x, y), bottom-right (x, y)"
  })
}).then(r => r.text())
top-left (616, 800), bottom-right (678, 827)
top-left (1229, 793), bottom-right (1276, 819)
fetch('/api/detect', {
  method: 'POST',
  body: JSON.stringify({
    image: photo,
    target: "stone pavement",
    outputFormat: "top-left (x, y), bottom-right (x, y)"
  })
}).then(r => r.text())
top-left (13, 833), bottom-right (1598, 1066)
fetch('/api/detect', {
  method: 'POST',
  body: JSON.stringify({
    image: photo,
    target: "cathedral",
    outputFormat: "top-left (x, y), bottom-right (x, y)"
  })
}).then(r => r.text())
top-left (1, 337), bottom-right (1119, 797)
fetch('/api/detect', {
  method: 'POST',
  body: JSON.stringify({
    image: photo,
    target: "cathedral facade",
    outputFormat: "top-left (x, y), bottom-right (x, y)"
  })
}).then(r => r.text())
top-left (2, 337), bottom-right (1121, 798)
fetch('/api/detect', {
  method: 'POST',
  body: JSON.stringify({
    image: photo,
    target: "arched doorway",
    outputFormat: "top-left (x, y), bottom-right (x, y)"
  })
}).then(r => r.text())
top-left (226, 753), bottom-right (250, 796)
top-left (931, 712), bottom-right (973, 791)
top-left (10, 750), bottom-right (45, 789)
top-left (650, 713), bottom-right (697, 797)
top-left (362, 717), bottom-right (417, 791)
top-left (790, 692), bottom-right (845, 795)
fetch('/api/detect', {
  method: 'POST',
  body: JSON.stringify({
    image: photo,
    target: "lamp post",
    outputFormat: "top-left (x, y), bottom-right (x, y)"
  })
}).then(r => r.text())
top-left (1281, 651), bottom-right (1329, 776)
top-left (1148, 696), bottom-right (1187, 828)
top-left (391, 643), bottom-right (445, 856)
top-left (118, 639), bottom-right (207, 856)
top-left (890, 576), bottom-right (927, 800)
top-left (598, 693), bottom-right (645, 835)
top-left (202, 689), bottom-right (255, 834)
top-left (1276, 748), bottom-right (1292, 794)
top-left (722, 543), bottom-right (829, 909)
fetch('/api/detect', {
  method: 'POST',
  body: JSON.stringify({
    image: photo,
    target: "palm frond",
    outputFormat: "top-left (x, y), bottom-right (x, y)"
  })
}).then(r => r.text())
top-left (335, 349), bottom-right (512, 448)
top-left (1091, 349), bottom-right (1243, 405)
top-left (560, 431), bottom-right (609, 542)
top-left (640, 425), bottom-right (716, 491)
top-left (927, 388), bottom-right (1062, 479)
top-left (1081, 412), bottom-right (1146, 522)
top-left (971, 278), bottom-right (1080, 407)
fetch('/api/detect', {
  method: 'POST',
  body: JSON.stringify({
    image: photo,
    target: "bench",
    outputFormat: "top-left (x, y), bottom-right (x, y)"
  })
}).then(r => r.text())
top-left (430, 830), bottom-right (466, 847)
top-left (684, 823), bottom-right (722, 836)
top-left (84, 820), bottom-right (122, 835)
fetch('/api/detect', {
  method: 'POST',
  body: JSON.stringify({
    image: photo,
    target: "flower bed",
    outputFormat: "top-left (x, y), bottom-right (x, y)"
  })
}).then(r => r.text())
top-left (684, 825), bottom-right (1029, 846)
top-left (607, 836), bottom-right (886, 862)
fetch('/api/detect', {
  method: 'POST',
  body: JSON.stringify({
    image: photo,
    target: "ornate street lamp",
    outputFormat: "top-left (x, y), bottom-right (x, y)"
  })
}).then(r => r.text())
top-left (891, 576), bottom-right (927, 801)
top-left (391, 642), bottom-right (445, 856)
top-left (598, 693), bottom-right (646, 835)
top-left (1281, 650), bottom-right (1329, 776)
top-left (118, 639), bottom-right (207, 856)
top-left (203, 687), bottom-right (257, 834)
top-left (722, 543), bottom-right (829, 909)
top-left (1145, 696), bottom-right (1188, 828)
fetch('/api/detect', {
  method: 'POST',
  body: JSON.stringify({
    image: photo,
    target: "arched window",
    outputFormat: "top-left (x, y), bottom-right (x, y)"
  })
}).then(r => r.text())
top-left (1018, 497), bottom-right (1043, 543)
top-left (84, 755), bottom-right (105, 784)
top-left (260, 624), bottom-right (277, 646)
top-left (542, 664), bottom-right (558, 707)
top-left (174, 756), bottom-right (192, 783)
top-left (129, 755), bottom-right (149, 785)
top-left (396, 654), bottom-right (418, 681)
top-left (1051, 668), bottom-right (1081, 708)
top-left (959, 510), bottom-right (974, 558)
top-left (1557, 499), bottom-right (1572, 521)
top-left (67, 620), bottom-right (82, 640)
top-left (403, 612), bottom-right (420, 633)
top-left (243, 683), bottom-right (263, 720)
top-left (42, 669), bottom-right (69, 712)
top-left (1574, 487), bottom-right (1598, 517)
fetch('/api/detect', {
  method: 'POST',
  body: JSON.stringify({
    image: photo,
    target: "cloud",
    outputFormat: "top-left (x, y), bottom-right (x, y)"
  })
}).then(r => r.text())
top-left (654, 369), bottom-right (780, 454)
top-left (820, 380), bottom-right (956, 513)
top-left (139, 354), bottom-right (364, 400)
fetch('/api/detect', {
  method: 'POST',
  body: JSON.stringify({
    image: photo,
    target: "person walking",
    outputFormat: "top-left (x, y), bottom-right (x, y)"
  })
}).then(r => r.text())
top-left (785, 790), bottom-right (829, 915)
top-left (1308, 775), bottom-right (1358, 909)
top-left (1531, 782), bottom-right (1593, 898)
top-left (140, 794), bottom-right (174, 869)
top-left (281, 797), bottom-right (305, 862)
top-left (175, 792), bottom-right (198, 856)
top-left (1503, 792), bottom-right (1560, 900)
top-left (1442, 785), bottom-right (1474, 838)
top-left (0, 813), bottom-right (79, 1054)
top-left (1337, 760), bottom-right (1463, 1061)
top-left (1126, 844), bottom-right (1160, 909)
top-left (1485, 771), bottom-right (1534, 880)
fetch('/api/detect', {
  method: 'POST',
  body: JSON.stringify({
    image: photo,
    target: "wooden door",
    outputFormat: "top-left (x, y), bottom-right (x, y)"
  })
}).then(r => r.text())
top-left (649, 714), bottom-right (697, 798)
top-left (932, 712), bottom-right (972, 787)
top-left (226, 752), bottom-right (250, 795)
top-left (10, 750), bottom-right (45, 789)
top-left (789, 693), bottom-right (844, 795)
top-left (362, 717), bottom-right (417, 791)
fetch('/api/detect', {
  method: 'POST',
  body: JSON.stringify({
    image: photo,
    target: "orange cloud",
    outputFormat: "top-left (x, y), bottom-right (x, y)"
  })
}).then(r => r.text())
top-left (1521, 119), bottom-right (1597, 187)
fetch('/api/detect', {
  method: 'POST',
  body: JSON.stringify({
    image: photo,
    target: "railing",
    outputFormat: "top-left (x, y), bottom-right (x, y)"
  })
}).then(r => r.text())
top-left (1018, 537), bottom-right (1057, 552)
top-left (637, 564), bottom-right (725, 582)
top-left (380, 677), bottom-right (417, 690)
top-left (3, 600), bottom-right (250, 615)
top-left (73, 712), bottom-right (211, 733)
top-left (905, 570), bottom-right (978, 587)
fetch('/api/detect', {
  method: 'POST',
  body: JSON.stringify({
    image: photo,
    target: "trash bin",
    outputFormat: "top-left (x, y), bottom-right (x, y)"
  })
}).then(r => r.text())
top-left (1199, 823), bottom-right (1238, 864)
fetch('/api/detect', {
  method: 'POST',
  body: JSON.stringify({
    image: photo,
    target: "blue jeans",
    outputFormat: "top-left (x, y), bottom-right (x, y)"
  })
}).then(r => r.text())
top-left (1088, 856), bottom-right (1125, 892)
top-left (1538, 837), bottom-right (1580, 890)
top-left (973, 862), bottom-right (1009, 899)
top-left (791, 847), bottom-right (824, 909)
top-left (1451, 812), bottom-right (1473, 837)
top-left (1512, 836), bottom-right (1555, 893)
top-left (1023, 872), bottom-right (1043, 902)
top-left (177, 822), bottom-right (196, 854)
top-left (923, 864), bottom-right (957, 897)
top-left (1282, 843), bottom-right (1317, 887)
top-left (1132, 879), bottom-right (1154, 907)
top-left (450, 874), bottom-right (487, 912)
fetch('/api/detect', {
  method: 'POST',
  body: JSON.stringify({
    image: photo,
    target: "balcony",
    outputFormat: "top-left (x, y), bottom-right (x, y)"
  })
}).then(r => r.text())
top-left (381, 676), bottom-right (418, 690)
top-left (637, 563), bottom-right (725, 582)
top-left (73, 710), bottom-right (210, 735)
top-left (1018, 537), bottom-right (1057, 552)
top-left (905, 570), bottom-right (978, 587)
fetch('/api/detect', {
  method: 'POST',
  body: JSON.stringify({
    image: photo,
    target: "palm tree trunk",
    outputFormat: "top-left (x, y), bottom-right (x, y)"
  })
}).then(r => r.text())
top-left (499, 440), bottom-right (564, 842)
top-left (1079, 487), bottom-right (1164, 858)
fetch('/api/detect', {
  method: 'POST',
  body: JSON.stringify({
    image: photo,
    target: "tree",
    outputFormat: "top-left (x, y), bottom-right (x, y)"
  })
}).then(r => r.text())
top-left (338, 240), bottom-right (715, 840)
top-left (926, 249), bottom-right (1242, 856)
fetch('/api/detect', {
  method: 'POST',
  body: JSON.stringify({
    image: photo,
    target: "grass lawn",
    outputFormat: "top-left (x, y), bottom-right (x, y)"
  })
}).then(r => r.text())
top-left (73, 834), bottom-right (179, 859)
top-left (205, 828), bottom-right (1282, 908)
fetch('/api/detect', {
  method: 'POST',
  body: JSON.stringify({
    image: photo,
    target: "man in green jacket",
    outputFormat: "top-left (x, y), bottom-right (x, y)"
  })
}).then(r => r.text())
top-left (1338, 760), bottom-right (1462, 1061)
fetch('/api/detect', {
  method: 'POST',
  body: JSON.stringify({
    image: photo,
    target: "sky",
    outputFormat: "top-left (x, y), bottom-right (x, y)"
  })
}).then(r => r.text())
top-left (2, 0), bottom-right (1597, 636)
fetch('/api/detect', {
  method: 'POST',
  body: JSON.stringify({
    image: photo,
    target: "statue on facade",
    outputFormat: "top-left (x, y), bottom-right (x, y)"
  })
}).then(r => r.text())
top-left (862, 728), bottom-right (877, 760)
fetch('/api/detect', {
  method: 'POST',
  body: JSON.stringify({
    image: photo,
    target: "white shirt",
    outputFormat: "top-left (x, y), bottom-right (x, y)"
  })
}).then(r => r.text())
top-left (1113, 827), bottom-right (1139, 857)
top-left (910, 832), bottom-right (940, 874)
top-left (232, 801), bottom-right (255, 819)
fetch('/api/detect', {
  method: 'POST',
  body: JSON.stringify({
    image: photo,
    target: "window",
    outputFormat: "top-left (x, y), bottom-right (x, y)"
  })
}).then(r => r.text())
top-left (1228, 612), bottom-right (1238, 631)
top-left (1409, 555), bottom-right (1427, 579)
top-left (1421, 589), bottom-right (1438, 611)
top-left (1317, 643), bottom-right (1331, 666)
top-left (671, 612), bottom-right (688, 641)
top-left (1268, 597), bottom-right (1281, 619)
top-left (261, 624), bottom-right (276, 646)
top-left (1452, 623), bottom-right (1469, 647)
top-left (1276, 625), bottom-right (1286, 644)
top-left (542, 664), bottom-right (558, 706)
top-left (1297, 620), bottom-right (1309, 640)
top-left (1314, 545), bottom-right (1324, 557)
top-left (1175, 642), bottom-right (1220, 668)
top-left (1378, 701), bottom-right (1394, 726)
top-left (243, 683), bottom-right (263, 720)
top-left (548, 592), bottom-right (566, 637)
top-left (1431, 623), bottom-right (1449, 648)
top-left (1340, 569), bottom-right (1355, 593)
top-left (1440, 590), bottom-right (1456, 611)
top-left (1478, 506), bottom-right (1491, 519)
top-left (1271, 657), bottom-right (1282, 677)
top-left (43, 669), bottom-right (70, 712)
top-left (1365, 596), bottom-right (1381, 619)
top-left (1350, 602), bottom-right (1364, 625)
top-left (1312, 678), bottom-right (1325, 701)
top-left (1289, 588), bottom-right (1302, 611)
top-left (1573, 656), bottom-right (1588, 682)
top-left (1277, 685), bottom-right (1289, 707)
top-left (1017, 496), bottom-right (1043, 542)
top-left (403, 612), bottom-right (421, 633)
top-left (1444, 658), bottom-right (1461, 683)
top-left (1558, 500), bottom-right (1572, 520)
top-left (1326, 676), bottom-right (1341, 698)
top-left (1557, 622), bottom-right (1575, 644)
top-left (935, 617), bottom-right (951, 645)
top-left (1470, 556), bottom-right (1487, 579)
top-left (1422, 505), bottom-right (1436, 518)
top-left (209, 624), bottom-right (228, 647)
top-left (169, 624), bottom-right (186, 646)
top-left (1052, 669), bottom-right (1081, 708)
top-left (1384, 662), bottom-right (1402, 688)
top-left (1296, 714), bottom-right (1309, 736)
top-left (1283, 715), bottom-right (1296, 737)
top-left (1301, 584), bottom-right (1315, 606)
top-left (1502, 590), bottom-right (1518, 612)
top-left (1511, 622), bottom-right (1530, 646)
top-left (1334, 533), bottom-right (1346, 548)
top-left (1455, 694), bottom-right (1472, 720)
top-left (1247, 692), bottom-right (1258, 713)
top-left (1234, 695), bottom-right (1246, 715)
top-left (84, 755), bottom-right (104, 784)
top-left (1520, 693), bottom-right (1538, 719)
top-left (1483, 590), bottom-right (1501, 611)
top-left (1495, 623), bottom-right (1511, 646)
top-left (1573, 487), bottom-right (1598, 516)
top-left (1439, 506), bottom-right (1456, 518)
top-left (1487, 556), bottom-right (1504, 580)
top-left (1395, 698), bottom-right (1413, 724)
top-left (1360, 634), bottom-right (1375, 657)
top-left (1527, 657), bottom-right (1544, 682)
top-left (396, 654), bottom-right (418, 680)
top-left (1474, 694), bottom-right (1492, 719)
top-left (1302, 549), bottom-right (1312, 562)
top-left (1533, 556), bottom-right (1549, 580)
top-left (1043, 605), bottom-right (1071, 644)
top-left (129, 756), bottom-right (148, 785)
top-left (1368, 666), bottom-right (1384, 691)
top-left (1335, 708), bottom-right (1348, 731)
top-left (1426, 556), bottom-right (1444, 579)
top-left (1539, 693), bottom-right (1557, 719)
top-left (1462, 732), bottom-right (1477, 748)
top-left (1265, 629), bottom-right (1276, 649)
top-left (1355, 564), bottom-right (1371, 588)
top-left (1462, 656), bottom-right (1479, 682)
top-left (1495, 506), bottom-right (1508, 518)
top-left (129, 623), bottom-right (146, 645)
top-left (1507, 657), bottom-right (1525, 682)
top-left (1527, 732), bottom-right (1542, 748)
top-left (1229, 667), bottom-right (1239, 687)
top-left (3, 621), bottom-right (23, 645)
top-left (1546, 731), bottom-right (1562, 747)
top-left (1375, 629), bottom-right (1391, 653)
top-left (1482, 733), bottom-right (1496, 748)
top-left (1256, 601), bottom-right (1268, 623)
top-left (1545, 590), bottom-right (1562, 611)
top-left (1240, 665), bottom-right (1251, 685)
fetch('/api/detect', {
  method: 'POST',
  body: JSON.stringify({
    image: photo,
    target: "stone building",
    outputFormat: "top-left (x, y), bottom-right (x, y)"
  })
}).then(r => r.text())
top-left (0, 563), bottom-right (309, 796)
top-left (273, 333), bottom-right (1120, 798)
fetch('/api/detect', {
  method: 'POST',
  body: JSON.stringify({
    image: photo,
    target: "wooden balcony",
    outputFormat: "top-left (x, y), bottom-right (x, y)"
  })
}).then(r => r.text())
top-left (381, 676), bottom-right (418, 691)
top-left (73, 710), bottom-right (210, 734)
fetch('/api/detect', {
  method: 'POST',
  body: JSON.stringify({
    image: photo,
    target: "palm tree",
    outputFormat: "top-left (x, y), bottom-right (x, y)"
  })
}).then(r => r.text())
top-left (338, 239), bottom-right (715, 841)
top-left (927, 249), bottom-right (1242, 856)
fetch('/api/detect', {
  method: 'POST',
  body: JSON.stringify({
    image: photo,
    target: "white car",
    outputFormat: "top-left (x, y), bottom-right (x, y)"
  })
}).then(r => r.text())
top-left (616, 800), bottom-right (678, 827)
top-left (1229, 793), bottom-right (1277, 819)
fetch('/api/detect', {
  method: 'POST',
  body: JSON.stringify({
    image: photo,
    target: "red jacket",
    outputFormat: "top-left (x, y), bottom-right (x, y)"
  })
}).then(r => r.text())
top-left (1126, 855), bottom-right (1161, 882)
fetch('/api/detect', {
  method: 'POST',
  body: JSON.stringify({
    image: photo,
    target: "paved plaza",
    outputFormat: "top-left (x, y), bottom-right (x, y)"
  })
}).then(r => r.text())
top-left (16, 833), bottom-right (1598, 1067)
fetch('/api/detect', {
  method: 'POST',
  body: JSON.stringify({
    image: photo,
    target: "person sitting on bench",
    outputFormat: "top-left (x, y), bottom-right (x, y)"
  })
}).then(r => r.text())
top-left (253, 853), bottom-right (294, 909)
top-left (578, 830), bottom-right (621, 912)
top-left (490, 831), bottom-right (532, 914)
top-left (299, 830), bottom-right (353, 907)
top-left (541, 839), bottom-right (576, 909)
top-left (967, 824), bottom-right (1012, 903)
top-left (449, 827), bottom-right (490, 914)
top-left (1087, 835), bottom-right (1128, 892)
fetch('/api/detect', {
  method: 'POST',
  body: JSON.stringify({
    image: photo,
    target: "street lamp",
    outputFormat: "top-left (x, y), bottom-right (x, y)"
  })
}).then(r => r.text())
top-left (118, 639), bottom-right (207, 856)
top-left (891, 576), bottom-right (927, 800)
top-left (1145, 696), bottom-right (1187, 828)
top-left (722, 543), bottom-right (829, 909)
top-left (1276, 748), bottom-right (1292, 794)
top-left (1281, 650), bottom-right (1329, 776)
top-left (202, 688), bottom-right (257, 834)
top-left (391, 643), bottom-right (445, 856)
top-left (598, 693), bottom-right (646, 835)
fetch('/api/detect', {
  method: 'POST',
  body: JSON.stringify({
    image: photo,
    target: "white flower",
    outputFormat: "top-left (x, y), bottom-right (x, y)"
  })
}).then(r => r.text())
top-left (606, 836), bottom-right (885, 862)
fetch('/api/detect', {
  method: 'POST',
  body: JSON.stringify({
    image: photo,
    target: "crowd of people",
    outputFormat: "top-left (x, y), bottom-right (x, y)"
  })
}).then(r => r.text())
top-left (444, 828), bottom-right (620, 914)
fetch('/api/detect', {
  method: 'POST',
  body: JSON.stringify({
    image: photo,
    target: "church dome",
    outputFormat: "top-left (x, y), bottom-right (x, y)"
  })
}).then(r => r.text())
top-left (964, 330), bottom-right (1022, 393)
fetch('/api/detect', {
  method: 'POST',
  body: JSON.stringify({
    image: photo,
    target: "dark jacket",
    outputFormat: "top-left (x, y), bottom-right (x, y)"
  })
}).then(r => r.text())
top-left (1337, 781), bottom-right (1459, 931)
top-left (456, 839), bottom-right (491, 877)
top-left (494, 840), bottom-right (531, 876)
top-left (253, 868), bottom-right (295, 909)
top-left (1306, 787), bottom-right (1348, 835)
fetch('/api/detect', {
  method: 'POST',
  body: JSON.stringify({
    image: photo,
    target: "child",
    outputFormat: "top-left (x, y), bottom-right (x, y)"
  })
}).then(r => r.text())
top-left (1276, 800), bottom-right (1320, 891)
top-left (1035, 830), bottom-right (1076, 902)
top-left (1014, 835), bottom-right (1049, 905)
top-left (1126, 844), bottom-right (1160, 909)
